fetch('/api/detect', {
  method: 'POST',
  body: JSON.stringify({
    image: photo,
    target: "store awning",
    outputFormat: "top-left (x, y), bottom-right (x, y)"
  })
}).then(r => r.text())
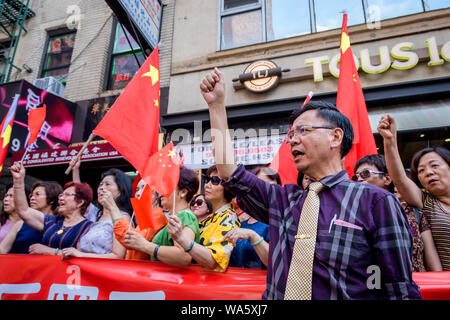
top-left (368, 99), bottom-right (450, 133)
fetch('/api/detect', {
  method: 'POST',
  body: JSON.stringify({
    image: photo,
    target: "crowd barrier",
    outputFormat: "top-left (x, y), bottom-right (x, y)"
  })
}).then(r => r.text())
top-left (0, 254), bottom-right (449, 300)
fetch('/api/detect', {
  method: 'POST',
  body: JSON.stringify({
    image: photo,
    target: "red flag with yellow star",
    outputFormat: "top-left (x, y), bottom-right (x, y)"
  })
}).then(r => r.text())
top-left (142, 142), bottom-right (180, 198)
top-left (336, 14), bottom-right (377, 177)
top-left (93, 46), bottom-right (160, 176)
top-left (0, 94), bottom-right (19, 177)
top-left (131, 184), bottom-right (167, 231)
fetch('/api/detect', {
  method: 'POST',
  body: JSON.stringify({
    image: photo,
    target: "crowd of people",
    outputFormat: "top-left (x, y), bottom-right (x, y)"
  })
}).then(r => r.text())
top-left (0, 67), bottom-right (449, 300)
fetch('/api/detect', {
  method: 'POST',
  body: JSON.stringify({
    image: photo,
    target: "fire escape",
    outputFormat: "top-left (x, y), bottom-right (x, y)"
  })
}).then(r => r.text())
top-left (0, 0), bottom-right (35, 83)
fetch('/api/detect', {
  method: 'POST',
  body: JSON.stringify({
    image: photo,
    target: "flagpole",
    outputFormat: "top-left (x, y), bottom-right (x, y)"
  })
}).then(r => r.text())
top-left (64, 133), bottom-right (96, 175)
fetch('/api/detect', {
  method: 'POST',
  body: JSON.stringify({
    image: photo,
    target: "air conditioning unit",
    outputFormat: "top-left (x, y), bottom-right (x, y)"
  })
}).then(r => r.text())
top-left (33, 76), bottom-right (65, 98)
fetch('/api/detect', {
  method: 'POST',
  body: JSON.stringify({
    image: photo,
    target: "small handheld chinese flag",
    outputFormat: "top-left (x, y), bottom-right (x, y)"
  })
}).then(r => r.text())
top-left (27, 104), bottom-right (47, 146)
top-left (336, 14), bottom-right (377, 177)
top-left (0, 94), bottom-right (19, 176)
top-left (142, 142), bottom-right (180, 198)
top-left (93, 46), bottom-right (160, 176)
top-left (131, 184), bottom-right (167, 231)
top-left (269, 92), bottom-right (313, 185)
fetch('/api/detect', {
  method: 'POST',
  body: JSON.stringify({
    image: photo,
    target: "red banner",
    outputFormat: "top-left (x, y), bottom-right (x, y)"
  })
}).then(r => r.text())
top-left (1, 255), bottom-right (449, 300)
top-left (0, 255), bottom-right (266, 300)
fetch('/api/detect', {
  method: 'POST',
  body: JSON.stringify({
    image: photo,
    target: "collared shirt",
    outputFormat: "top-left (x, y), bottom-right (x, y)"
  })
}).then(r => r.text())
top-left (198, 203), bottom-right (240, 272)
top-left (223, 165), bottom-right (421, 300)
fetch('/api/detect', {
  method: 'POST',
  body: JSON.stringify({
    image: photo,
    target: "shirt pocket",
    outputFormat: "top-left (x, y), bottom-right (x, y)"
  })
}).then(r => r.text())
top-left (316, 224), bottom-right (370, 267)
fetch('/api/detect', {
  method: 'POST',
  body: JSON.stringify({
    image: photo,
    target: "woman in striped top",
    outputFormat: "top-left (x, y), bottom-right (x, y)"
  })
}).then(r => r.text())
top-left (378, 114), bottom-right (449, 271)
top-left (10, 161), bottom-right (92, 255)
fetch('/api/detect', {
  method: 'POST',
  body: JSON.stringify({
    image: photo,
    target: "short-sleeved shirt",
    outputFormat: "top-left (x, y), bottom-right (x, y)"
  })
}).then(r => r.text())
top-left (11, 223), bottom-right (42, 254)
top-left (151, 209), bottom-right (199, 260)
top-left (198, 203), bottom-right (240, 272)
top-left (42, 215), bottom-right (92, 249)
top-left (79, 212), bottom-right (129, 254)
top-left (404, 206), bottom-right (430, 272)
top-left (421, 191), bottom-right (450, 271)
top-left (223, 165), bottom-right (421, 300)
top-left (230, 219), bottom-right (269, 269)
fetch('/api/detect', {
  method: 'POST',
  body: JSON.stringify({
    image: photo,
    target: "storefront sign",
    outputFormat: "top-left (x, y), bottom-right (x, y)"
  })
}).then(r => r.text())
top-left (178, 134), bottom-right (285, 169)
top-left (233, 36), bottom-right (450, 90)
top-left (234, 60), bottom-right (284, 93)
top-left (118, 0), bottom-right (162, 49)
top-left (11, 140), bottom-right (122, 168)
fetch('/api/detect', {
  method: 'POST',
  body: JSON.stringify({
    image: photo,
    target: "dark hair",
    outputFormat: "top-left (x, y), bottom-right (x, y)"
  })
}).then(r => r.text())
top-left (410, 147), bottom-right (450, 189)
top-left (252, 166), bottom-right (281, 185)
top-left (63, 182), bottom-right (93, 214)
top-left (179, 167), bottom-right (200, 203)
top-left (95, 169), bottom-right (133, 218)
top-left (190, 194), bottom-right (213, 214)
top-left (31, 181), bottom-right (63, 212)
top-left (354, 154), bottom-right (395, 193)
top-left (289, 100), bottom-right (354, 158)
top-left (1, 184), bottom-right (31, 226)
top-left (206, 165), bottom-right (235, 202)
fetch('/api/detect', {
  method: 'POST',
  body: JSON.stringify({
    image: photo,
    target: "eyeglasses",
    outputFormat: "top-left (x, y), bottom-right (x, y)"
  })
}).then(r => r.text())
top-left (204, 175), bottom-right (223, 186)
top-left (190, 198), bottom-right (205, 207)
top-left (287, 125), bottom-right (335, 142)
top-left (58, 192), bottom-right (77, 198)
top-left (352, 169), bottom-right (385, 181)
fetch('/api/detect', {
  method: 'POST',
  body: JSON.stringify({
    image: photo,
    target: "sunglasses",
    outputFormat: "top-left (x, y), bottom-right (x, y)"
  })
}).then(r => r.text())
top-left (190, 198), bottom-right (205, 207)
top-left (204, 174), bottom-right (223, 186)
top-left (352, 169), bottom-right (385, 181)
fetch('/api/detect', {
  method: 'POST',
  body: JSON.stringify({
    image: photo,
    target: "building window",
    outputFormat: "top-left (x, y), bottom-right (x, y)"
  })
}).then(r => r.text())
top-left (107, 22), bottom-right (146, 91)
top-left (219, 0), bottom-right (449, 50)
top-left (41, 31), bottom-right (76, 83)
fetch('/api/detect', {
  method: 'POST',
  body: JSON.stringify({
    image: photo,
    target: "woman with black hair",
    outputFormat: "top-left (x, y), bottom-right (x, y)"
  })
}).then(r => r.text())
top-left (379, 114), bottom-right (447, 271)
top-left (168, 165), bottom-right (240, 272)
top-left (62, 160), bottom-right (131, 259)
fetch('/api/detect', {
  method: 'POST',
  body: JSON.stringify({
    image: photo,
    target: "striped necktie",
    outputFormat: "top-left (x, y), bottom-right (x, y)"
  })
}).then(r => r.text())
top-left (284, 181), bottom-right (325, 300)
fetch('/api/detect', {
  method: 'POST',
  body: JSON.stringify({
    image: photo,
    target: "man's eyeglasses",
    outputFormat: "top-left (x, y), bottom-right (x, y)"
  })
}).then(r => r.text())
top-left (203, 174), bottom-right (223, 186)
top-left (190, 198), bottom-right (205, 207)
top-left (352, 169), bottom-right (386, 181)
top-left (287, 125), bottom-right (335, 142)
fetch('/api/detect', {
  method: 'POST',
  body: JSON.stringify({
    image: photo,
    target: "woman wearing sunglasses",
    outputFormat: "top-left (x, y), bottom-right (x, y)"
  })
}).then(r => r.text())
top-left (379, 114), bottom-right (449, 271)
top-left (354, 154), bottom-right (441, 272)
top-left (168, 165), bottom-right (240, 272)
top-left (189, 194), bottom-right (213, 223)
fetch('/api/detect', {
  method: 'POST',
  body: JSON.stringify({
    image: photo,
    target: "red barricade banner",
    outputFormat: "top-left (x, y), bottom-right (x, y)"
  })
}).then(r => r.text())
top-left (1, 254), bottom-right (449, 300)
top-left (0, 254), bottom-right (266, 300)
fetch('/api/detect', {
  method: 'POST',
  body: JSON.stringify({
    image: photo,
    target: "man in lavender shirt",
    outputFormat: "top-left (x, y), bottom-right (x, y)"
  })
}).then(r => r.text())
top-left (200, 68), bottom-right (421, 300)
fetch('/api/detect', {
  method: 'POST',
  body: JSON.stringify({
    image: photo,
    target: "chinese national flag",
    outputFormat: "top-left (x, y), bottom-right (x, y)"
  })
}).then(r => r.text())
top-left (93, 46), bottom-right (160, 176)
top-left (336, 14), bottom-right (377, 177)
top-left (142, 142), bottom-right (180, 198)
top-left (269, 92), bottom-right (313, 185)
top-left (0, 94), bottom-right (19, 177)
top-left (27, 104), bottom-right (46, 146)
top-left (131, 184), bottom-right (167, 231)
